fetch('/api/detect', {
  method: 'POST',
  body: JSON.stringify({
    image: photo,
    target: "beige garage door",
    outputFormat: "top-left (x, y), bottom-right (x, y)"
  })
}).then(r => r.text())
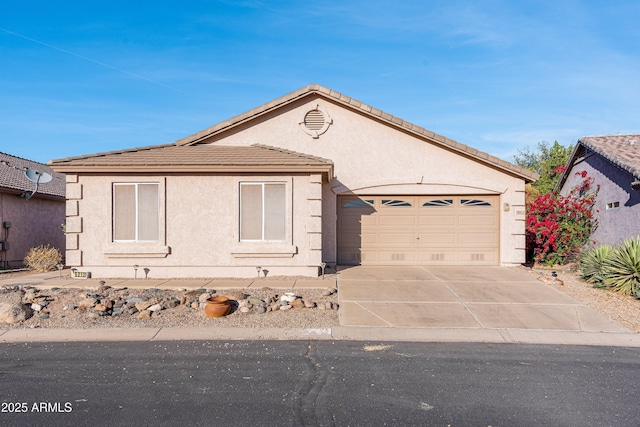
top-left (337, 195), bottom-right (499, 265)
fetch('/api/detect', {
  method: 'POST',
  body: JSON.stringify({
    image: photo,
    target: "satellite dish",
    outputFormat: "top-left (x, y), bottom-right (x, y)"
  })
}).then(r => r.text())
top-left (23, 169), bottom-right (52, 200)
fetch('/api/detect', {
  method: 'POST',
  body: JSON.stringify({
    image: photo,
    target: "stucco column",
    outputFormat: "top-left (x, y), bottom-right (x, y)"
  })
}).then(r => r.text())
top-left (64, 174), bottom-right (83, 266)
top-left (306, 174), bottom-right (322, 268)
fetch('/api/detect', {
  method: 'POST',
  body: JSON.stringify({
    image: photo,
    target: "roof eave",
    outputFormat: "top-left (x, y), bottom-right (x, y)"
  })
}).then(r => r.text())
top-left (49, 164), bottom-right (334, 176)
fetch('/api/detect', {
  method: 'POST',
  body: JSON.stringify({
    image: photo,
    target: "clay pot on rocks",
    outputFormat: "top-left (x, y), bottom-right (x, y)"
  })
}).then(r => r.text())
top-left (204, 296), bottom-right (231, 318)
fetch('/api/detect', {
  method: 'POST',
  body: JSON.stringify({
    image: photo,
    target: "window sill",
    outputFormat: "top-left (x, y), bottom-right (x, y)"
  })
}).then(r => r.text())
top-left (231, 243), bottom-right (297, 258)
top-left (104, 244), bottom-right (170, 258)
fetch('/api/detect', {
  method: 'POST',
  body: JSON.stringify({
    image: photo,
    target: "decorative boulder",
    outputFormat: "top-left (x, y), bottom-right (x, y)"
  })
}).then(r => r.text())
top-left (0, 302), bottom-right (32, 323)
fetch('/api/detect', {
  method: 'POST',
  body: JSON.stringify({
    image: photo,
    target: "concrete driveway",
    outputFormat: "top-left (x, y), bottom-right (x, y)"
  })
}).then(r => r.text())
top-left (336, 266), bottom-right (636, 343)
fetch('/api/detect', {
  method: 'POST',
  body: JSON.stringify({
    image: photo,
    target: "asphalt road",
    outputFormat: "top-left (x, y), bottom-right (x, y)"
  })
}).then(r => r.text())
top-left (0, 340), bottom-right (639, 426)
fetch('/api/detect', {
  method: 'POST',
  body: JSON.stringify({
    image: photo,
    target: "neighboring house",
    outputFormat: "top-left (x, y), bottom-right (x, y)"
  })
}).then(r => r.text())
top-left (556, 133), bottom-right (640, 247)
top-left (0, 152), bottom-right (66, 267)
top-left (49, 84), bottom-right (538, 278)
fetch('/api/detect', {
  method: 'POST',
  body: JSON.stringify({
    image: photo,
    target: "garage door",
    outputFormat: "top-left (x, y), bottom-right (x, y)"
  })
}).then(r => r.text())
top-left (337, 195), bottom-right (499, 265)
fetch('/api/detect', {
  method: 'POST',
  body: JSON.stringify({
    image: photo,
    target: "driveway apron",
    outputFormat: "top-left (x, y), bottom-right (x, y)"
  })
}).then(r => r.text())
top-left (337, 266), bottom-right (630, 333)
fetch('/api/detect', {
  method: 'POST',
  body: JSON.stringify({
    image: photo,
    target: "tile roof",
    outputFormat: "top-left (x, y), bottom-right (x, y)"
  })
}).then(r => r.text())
top-left (49, 144), bottom-right (333, 175)
top-left (555, 133), bottom-right (640, 191)
top-left (0, 152), bottom-right (65, 199)
top-left (578, 134), bottom-right (640, 179)
top-left (176, 84), bottom-right (539, 182)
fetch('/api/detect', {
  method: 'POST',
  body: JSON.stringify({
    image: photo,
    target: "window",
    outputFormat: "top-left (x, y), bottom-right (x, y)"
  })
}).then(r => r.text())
top-left (381, 199), bottom-right (412, 207)
top-left (240, 183), bottom-right (286, 241)
top-left (423, 199), bottom-right (453, 207)
top-left (344, 199), bottom-right (374, 208)
top-left (113, 183), bottom-right (159, 241)
top-left (606, 201), bottom-right (620, 209)
top-left (461, 199), bottom-right (492, 207)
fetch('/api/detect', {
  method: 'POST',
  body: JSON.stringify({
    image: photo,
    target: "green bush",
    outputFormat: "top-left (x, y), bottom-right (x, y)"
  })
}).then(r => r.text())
top-left (579, 245), bottom-right (613, 287)
top-left (602, 236), bottom-right (640, 297)
top-left (24, 245), bottom-right (62, 272)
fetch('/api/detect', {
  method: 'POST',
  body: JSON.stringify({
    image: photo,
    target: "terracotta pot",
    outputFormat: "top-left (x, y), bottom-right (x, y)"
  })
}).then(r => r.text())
top-left (204, 296), bottom-right (231, 318)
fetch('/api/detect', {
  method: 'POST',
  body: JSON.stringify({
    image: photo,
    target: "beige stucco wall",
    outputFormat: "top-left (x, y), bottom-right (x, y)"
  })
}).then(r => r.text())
top-left (65, 173), bottom-right (322, 278)
top-left (201, 96), bottom-right (527, 266)
top-left (0, 192), bottom-right (66, 267)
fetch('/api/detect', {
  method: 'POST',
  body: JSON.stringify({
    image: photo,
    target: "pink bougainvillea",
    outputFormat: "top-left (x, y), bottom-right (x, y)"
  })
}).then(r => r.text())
top-left (526, 171), bottom-right (598, 265)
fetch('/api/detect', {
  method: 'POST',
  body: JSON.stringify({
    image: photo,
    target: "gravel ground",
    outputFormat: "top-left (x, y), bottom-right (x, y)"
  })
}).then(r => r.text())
top-left (0, 271), bottom-right (339, 330)
top-left (1, 268), bottom-right (639, 333)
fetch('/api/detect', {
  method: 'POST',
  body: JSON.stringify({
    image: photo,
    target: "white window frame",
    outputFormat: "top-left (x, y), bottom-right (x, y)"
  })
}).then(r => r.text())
top-left (239, 182), bottom-right (287, 242)
top-left (113, 182), bottom-right (160, 242)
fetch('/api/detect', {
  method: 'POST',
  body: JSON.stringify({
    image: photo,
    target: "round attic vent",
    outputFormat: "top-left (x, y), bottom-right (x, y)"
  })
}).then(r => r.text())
top-left (304, 110), bottom-right (326, 131)
top-left (299, 104), bottom-right (332, 138)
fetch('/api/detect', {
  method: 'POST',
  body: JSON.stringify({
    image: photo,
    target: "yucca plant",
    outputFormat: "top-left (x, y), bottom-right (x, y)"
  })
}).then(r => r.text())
top-left (602, 236), bottom-right (640, 296)
top-left (579, 244), bottom-right (613, 288)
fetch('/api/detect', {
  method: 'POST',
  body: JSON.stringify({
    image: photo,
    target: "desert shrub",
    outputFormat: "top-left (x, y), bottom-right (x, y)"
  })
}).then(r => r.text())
top-left (24, 245), bottom-right (62, 272)
top-left (602, 236), bottom-right (640, 297)
top-left (579, 245), bottom-right (613, 287)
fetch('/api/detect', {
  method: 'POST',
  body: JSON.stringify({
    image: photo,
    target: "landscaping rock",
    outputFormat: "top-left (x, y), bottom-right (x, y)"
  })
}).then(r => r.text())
top-left (138, 310), bottom-right (152, 319)
top-left (147, 304), bottom-right (163, 312)
top-left (0, 301), bottom-right (32, 323)
top-left (94, 304), bottom-right (107, 312)
top-left (248, 297), bottom-right (263, 306)
top-left (163, 298), bottom-right (180, 309)
top-left (225, 291), bottom-right (246, 301)
top-left (78, 296), bottom-right (97, 308)
top-left (135, 301), bottom-right (152, 311)
top-left (290, 299), bottom-right (305, 309)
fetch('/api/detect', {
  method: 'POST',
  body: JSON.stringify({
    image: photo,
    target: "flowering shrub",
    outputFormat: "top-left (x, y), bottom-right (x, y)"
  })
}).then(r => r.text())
top-left (526, 171), bottom-right (598, 265)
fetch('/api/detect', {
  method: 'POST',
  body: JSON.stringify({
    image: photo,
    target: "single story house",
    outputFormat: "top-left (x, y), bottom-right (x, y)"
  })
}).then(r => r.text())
top-left (49, 84), bottom-right (538, 278)
top-left (556, 133), bottom-right (640, 247)
top-left (0, 152), bottom-right (66, 267)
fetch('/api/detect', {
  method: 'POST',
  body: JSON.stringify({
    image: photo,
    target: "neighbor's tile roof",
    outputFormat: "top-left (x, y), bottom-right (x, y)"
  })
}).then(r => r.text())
top-left (578, 134), bottom-right (640, 179)
top-left (176, 84), bottom-right (539, 182)
top-left (0, 152), bottom-right (65, 198)
top-left (49, 144), bottom-right (333, 174)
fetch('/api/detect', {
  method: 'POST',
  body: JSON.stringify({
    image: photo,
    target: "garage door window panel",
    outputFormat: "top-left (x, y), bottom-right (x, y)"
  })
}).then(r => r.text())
top-left (382, 199), bottom-right (412, 207)
top-left (461, 199), bottom-right (492, 206)
top-left (422, 199), bottom-right (453, 207)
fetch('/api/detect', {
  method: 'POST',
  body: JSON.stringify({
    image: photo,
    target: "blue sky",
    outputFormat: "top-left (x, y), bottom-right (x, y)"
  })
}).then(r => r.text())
top-left (2, 0), bottom-right (639, 164)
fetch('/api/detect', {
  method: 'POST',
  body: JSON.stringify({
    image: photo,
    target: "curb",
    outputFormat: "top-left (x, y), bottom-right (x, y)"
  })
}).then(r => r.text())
top-left (2, 326), bottom-right (639, 347)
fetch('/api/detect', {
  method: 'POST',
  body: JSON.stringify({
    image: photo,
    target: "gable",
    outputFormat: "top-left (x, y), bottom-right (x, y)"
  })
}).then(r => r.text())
top-left (557, 134), bottom-right (640, 191)
top-left (178, 84), bottom-right (538, 184)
